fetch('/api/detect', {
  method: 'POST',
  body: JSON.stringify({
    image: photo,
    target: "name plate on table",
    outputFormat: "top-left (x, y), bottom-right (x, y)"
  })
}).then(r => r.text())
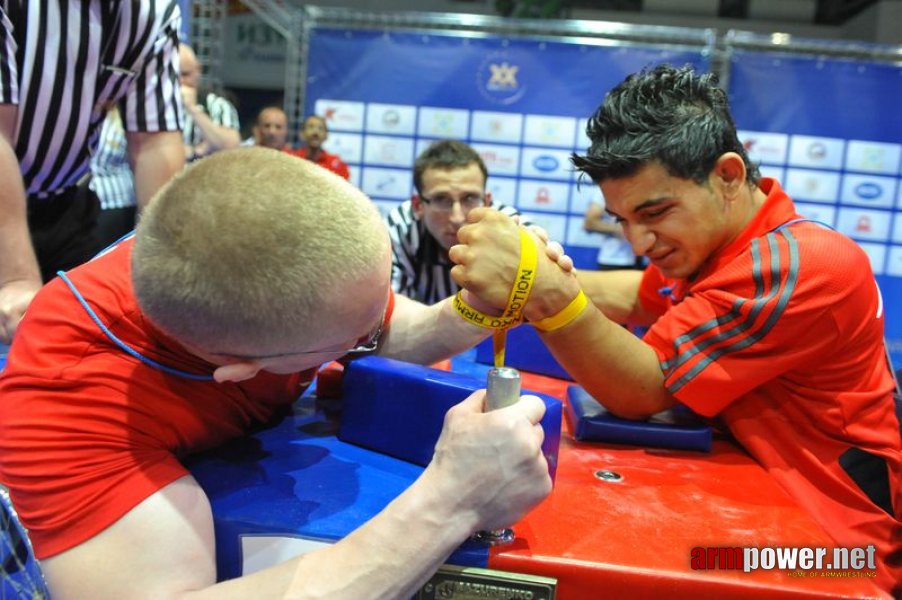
top-left (418, 565), bottom-right (557, 600)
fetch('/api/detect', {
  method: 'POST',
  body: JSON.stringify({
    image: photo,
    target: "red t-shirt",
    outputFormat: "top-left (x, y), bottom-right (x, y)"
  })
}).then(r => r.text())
top-left (638, 179), bottom-right (901, 590)
top-left (292, 147), bottom-right (350, 180)
top-left (0, 238), bottom-right (389, 559)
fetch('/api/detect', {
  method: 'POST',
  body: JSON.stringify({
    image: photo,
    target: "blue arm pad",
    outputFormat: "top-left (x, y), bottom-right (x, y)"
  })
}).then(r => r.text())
top-left (566, 385), bottom-right (712, 452)
top-left (339, 356), bottom-right (562, 480)
top-left (474, 324), bottom-right (572, 381)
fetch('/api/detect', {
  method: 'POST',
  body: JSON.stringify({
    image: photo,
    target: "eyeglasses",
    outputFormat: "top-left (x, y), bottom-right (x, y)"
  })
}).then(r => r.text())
top-left (345, 312), bottom-right (386, 355)
top-left (420, 193), bottom-right (486, 213)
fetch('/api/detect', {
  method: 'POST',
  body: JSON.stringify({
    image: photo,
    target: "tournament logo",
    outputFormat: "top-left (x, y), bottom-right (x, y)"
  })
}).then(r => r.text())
top-left (476, 51), bottom-right (526, 105)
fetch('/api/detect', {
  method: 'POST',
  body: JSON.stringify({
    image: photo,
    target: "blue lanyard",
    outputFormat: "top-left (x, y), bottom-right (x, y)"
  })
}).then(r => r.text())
top-left (57, 271), bottom-right (215, 381)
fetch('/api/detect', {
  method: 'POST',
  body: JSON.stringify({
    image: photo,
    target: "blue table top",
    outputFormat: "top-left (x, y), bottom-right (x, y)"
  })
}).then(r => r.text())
top-left (186, 397), bottom-right (492, 580)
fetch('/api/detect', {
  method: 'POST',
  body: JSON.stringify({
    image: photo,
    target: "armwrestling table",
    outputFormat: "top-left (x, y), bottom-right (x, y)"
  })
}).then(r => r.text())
top-left (185, 350), bottom-right (884, 599)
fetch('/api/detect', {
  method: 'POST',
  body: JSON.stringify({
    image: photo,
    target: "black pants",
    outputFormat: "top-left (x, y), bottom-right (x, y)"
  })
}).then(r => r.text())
top-left (95, 206), bottom-right (137, 251)
top-left (28, 184), bottom-right (102, 282)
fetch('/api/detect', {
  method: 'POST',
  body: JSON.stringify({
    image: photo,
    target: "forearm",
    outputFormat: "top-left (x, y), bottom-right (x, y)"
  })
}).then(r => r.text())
top-left (0, 105), bottom-right (38, 285)
top-left (187, 467), bottom-right (472, 600)
top-left (576, 269), bottom-right (654, 325)
top-left (285, 467), bottom-right (471, 600)
top-left (538, 303), bottom-right (674, 419)
top-left (185, 106), bottom-right (240, 154)
top-left (127, 131), bottom-right (185, 210)
top-left (379, 294), bottom-right (490, 363)
top-left (0, 148), bottom-right (39, 286)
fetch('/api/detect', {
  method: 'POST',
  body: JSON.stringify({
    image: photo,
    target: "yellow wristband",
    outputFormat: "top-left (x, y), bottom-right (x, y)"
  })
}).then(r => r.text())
top-left (530, 290), bottom-right (589, 332)
top-left (452, 292), bottom-right (518, 330)
top-left (500, 229), bottom-right (538, 322)
top-left (451, 227), bottom-right (539, 368)
top-left (451, 227), bottom-right (538, 330)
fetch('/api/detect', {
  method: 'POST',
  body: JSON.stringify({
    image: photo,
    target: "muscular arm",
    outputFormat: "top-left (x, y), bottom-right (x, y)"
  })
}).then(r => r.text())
top-left (41, 393), bottom-right (550, 600)
top-left (126, 131), bottom-right (185, 210)
top-left (451, 208), bottom-right (675, 419)
top-left (575, 269), bottom-right (658, 325)
top-left (378, 293), bottom-right (490, 363)
top-left (0, 104), bottom-right (42, 343)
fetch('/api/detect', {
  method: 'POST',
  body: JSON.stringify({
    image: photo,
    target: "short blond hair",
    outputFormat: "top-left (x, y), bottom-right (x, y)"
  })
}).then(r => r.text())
top-left (132, 147), bottom-right (387, 354)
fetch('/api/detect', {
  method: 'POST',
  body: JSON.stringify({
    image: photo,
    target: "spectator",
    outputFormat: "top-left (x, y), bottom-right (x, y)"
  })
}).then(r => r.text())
top-left (89, 108), bottom-right (138, 248)
top-left (451, 64), bottom-right (901, 594)
top-left (0, 147), bottom-right (550, 600)
top-left (583, 199), bottom-right (644, 270)
top-left (0, 1), bottom-right (184, 344)
top-left (249, 105), bottom-right (292, 152)
top-left (179, 43), bottom-right (241, 161)
top-left (386, 140), bottom-right (526, 305)
top-left (293, 114), bottom-right (350, 180)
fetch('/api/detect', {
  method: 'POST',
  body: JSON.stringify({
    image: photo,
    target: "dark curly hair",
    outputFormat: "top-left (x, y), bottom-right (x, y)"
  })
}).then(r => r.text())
top-left (572, 64), bottom-right (759, 186)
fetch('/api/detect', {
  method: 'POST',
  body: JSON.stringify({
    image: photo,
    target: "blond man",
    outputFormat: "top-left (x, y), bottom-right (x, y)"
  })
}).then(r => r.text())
top-left (0, 147), bottom-right (551, 599)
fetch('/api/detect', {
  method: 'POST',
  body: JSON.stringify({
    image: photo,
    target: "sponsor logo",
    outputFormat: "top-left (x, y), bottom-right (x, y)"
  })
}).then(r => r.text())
top-left (807, 142), bottom-right (827, 161)
top-left (533, 155), bottom-right (559, 172)
top-left (854, 182), bottom-right (883, 200)
top-left (431, 112), bottom-right (456, 135)
top-left (479, 150), bottom-right (517, 171)
top-left (381, 109), bottom-right (400, 128)
top-left (534, 187), bottom-right (551, 204)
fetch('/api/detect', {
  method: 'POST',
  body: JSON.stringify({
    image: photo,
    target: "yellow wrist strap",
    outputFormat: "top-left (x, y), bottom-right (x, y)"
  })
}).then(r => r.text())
top-left (530, 289), bottom-right (589, 332)
top-left (499, 228), bottom-right (538, 322)
top-left (452, 293), bottom-right (519, 330)
top-left (452, 228), bottom-right (538, 367)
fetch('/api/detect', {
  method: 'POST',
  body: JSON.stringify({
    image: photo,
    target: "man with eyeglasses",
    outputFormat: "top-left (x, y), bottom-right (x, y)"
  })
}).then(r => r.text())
top-left (386, 140), bottom-right (527, 305)
top-left (0, 148), bottom-right (551, 599)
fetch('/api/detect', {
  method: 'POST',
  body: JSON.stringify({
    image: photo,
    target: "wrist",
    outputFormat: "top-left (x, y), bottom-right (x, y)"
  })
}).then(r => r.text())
top-left (415, 465), bottom-right (481, 535)
top-left (523, 281), bottom-right (581, 323)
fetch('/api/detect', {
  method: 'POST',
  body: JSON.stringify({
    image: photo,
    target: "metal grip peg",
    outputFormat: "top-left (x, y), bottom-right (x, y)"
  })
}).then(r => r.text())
top-left (484, 367), bottom-right (521, 412)
top-left (471, 366), bottom-right (522, 547)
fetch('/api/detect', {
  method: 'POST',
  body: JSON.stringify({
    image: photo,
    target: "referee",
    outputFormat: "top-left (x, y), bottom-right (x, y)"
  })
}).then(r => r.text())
top-left (0, 1), bottom-right (185, 343)
top-left (386, 140), bottom-right (527, 305)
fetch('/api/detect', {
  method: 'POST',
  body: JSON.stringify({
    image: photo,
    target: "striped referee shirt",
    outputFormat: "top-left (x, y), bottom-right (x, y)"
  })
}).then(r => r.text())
top-left (89, 111), bottom-right (135, 210)
top-left (0, 1), bottom-right (182, 198)
top-left (386, 200), bottom-right (525, 305)
top-left (182, 91), bottom-right (240, 147)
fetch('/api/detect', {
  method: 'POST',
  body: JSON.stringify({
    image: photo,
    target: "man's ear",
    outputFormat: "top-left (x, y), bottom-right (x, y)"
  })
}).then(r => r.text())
top-left (411, 194), bottom-right (425, 220)
top-left (483, 190), bottom-right (493, 207)
top-left (212, 361), bottom-right (262, 384)
top-left (713, 152), bottom-right (747, 199)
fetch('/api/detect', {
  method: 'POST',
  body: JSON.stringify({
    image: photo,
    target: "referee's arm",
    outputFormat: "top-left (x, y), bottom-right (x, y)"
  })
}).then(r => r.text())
top-left (0, 103), bottom-right (42, 343)
top-left (127, 130), bottom-right (185, 210)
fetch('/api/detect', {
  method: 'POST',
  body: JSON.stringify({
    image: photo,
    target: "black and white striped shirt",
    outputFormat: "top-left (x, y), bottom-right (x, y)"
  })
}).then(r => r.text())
top-left (89, 111), bottom-right (135, 210)
top-left (0, 1), bottom-right (182, 198)
top-left (386, 200), bottom-right (524, 305)
top-left (182, 91), bottom-right (240, 147)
